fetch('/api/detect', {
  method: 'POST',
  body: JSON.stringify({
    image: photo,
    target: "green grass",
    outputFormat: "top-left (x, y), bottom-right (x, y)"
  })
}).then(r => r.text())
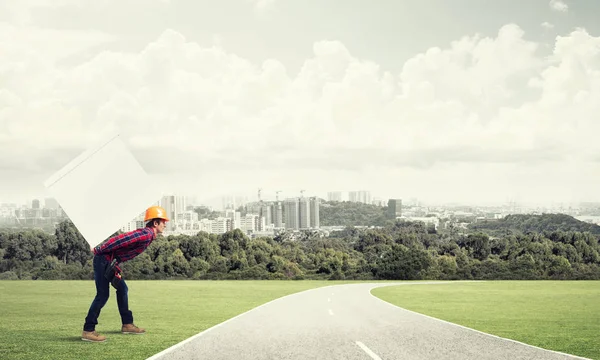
top-left (2, 280), bottom-right (598, 360)
top-left (0, 280), bottom-right (356, 360)
top-left (371, 281), bottom-right (600, 360)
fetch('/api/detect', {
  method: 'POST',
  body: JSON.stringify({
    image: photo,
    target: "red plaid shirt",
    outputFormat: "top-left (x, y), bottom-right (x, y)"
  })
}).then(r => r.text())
top-left (93, 227), bottom-right (156, 263)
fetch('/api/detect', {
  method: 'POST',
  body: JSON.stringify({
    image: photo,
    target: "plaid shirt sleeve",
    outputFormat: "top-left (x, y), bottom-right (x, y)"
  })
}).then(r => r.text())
top-left (94, 228), bottom-right (154, 257)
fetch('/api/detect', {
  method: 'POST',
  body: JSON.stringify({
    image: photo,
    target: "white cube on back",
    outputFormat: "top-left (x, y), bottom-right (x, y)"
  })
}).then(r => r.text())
top-left (43, 131), bottom-right (162, 248)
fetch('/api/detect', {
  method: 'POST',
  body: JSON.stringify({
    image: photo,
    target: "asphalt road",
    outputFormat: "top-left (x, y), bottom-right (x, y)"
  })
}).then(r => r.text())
top-left (147, 282), bottom-right (589, 360)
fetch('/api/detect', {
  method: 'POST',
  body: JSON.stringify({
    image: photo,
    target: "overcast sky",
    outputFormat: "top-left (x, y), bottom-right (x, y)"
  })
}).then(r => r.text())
top-left (1, 0), bottom-right (600, 207)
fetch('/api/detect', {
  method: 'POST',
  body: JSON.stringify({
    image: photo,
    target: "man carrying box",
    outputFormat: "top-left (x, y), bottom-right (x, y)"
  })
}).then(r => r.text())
top-left (81, 205), bottom-right (169, 342)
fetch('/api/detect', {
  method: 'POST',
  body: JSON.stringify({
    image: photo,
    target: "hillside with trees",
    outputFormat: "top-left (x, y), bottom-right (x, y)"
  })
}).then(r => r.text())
top-left (469, 213), bottom-right (600, 235)
top-left (319, 201), bottom-right (389, 226)
top-left (1, 214), bottom-right (599, 281)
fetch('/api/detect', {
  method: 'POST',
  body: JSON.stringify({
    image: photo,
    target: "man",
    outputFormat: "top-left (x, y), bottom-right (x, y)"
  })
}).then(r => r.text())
top-left (81, 205), bottom-right (169, 342)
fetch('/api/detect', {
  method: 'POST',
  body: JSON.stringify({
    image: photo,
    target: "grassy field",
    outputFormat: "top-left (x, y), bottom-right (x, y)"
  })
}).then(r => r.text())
top-left (0, 280), bottom-right (357, 360)
top-left (1, 280), bottom-right (598, 360)
top-left (371, 281), bottom-right (600, 360)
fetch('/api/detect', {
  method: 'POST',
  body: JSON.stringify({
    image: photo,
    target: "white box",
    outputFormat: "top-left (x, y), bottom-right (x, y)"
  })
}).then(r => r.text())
top-left (44, 131), bottom-right (162, 248)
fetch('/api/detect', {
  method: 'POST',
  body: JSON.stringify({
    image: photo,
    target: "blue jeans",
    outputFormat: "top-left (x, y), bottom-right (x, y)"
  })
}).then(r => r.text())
top-left (83, 254), bottom-right (133, 331)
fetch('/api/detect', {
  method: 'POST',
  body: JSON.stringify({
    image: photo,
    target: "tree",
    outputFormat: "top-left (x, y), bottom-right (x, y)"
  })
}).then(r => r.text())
top-left (375, 244), bottom-right (434, 280)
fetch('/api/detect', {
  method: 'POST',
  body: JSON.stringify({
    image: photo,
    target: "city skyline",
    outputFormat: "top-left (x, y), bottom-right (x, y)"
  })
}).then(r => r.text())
top-left (4, 189), bottom-right (600, 238)
top-left (2, 1), bottom-right (600, 207)
top-left (3, 186), bottom-right (598, 212)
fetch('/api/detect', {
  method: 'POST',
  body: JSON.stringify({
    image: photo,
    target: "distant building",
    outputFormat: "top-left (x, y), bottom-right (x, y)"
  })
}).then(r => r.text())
top-left (260, 203), bottom-right (272, 228)
top-left (327, 192), bottom-right (342, 202)
top-left (387, 199), bottom-right (402, 218)
top-left (283, 196), bottom-right (321, 230)
top-left (309, 197), bottom-right (320, 228)
top-left (241, 214), bottom-right (263, 232)
top-left (349, 191), bottom-right (371, 204)
top-left (212, 217), bottom-right (233, 233)
top-left (284, 198), bottom-right (299, 230)
top-left (372, 198), bottom-right (385, 207)
top-left (160, 195), bottom-right (186, 230)
top-left (299, 197), bottom-right (310, 229)
top-left (272, 201), bottom-right (283, 228)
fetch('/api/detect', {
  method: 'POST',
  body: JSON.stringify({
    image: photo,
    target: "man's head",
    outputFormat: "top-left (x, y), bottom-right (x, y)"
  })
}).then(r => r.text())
top-left (145, 218), bottom-right (167, 233)
top-left (144, 205), bottom-right (169, 234)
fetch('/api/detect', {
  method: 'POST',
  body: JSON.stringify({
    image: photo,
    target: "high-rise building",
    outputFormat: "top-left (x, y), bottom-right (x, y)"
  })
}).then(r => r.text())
top-left (32, 199), bottom-right (40, 209)
top-left (348, 192), bottom-right (356, 202)
top-left (224, 209), bottom-right (242, 230)
top-left (272, 201), bottom-right (283, 228)
top-left (241, 214), bottom-right (258, 232)
top-left (349, 191), bottom-right (371, 204)
top-left (280, 196), bottom-right (321, 230)
top-left (212, 217), bottom-right (232, 233)
top-left (387, 199), bottom-right (402, 218)
top-left (235, 211), bottom-right (241, 229)
top-left (260, 203), bottom-right (272, 228)
top-left (309, 197), bottom-right (320, 228)
top-left (177, 196), bottom-right (186, 218)
top-left (283, 198), bottom-right (299, 230)
top-left (298, 197), bottom-right (310, 229)
top-left (327, 192), bottom-right (342, 202)
top-left (160, 195), bottom-right (186, 230)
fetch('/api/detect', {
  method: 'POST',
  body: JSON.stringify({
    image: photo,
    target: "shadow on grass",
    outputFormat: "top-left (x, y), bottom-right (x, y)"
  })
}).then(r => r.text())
top-left (62, 330), bottom-right (127, 343)
top-left (62, 336), bottom-right (104, 343)
top-left (62, 336), bottom-right (83, 342)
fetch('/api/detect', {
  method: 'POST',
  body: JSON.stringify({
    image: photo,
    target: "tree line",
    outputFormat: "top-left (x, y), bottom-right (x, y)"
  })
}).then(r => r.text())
top-left (1, 213), bottom-right (599, 281)
top-left (316, 200), bottom-right (391, 227)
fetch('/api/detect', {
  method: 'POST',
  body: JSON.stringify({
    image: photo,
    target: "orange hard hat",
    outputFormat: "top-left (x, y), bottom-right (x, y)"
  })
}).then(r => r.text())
top-left (144, 206), bottom-right (169, 222)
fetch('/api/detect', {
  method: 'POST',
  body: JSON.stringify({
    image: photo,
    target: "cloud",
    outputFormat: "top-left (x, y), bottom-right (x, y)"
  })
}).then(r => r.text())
top-left (541, 22), bottom-right (554, 30)
top-left (129, 141), bottom-right (568, 176)
top-left (549, 0), bottom-right (568, 12)
top-left (1, 21), bottom-right (600, 203)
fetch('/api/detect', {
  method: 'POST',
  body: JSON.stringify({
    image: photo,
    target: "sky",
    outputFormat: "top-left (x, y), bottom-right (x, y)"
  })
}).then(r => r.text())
top-left (1, 0), bottom-right (600, 208)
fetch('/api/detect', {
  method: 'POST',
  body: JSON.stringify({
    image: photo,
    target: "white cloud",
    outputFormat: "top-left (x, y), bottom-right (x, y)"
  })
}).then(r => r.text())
top-left (1, 22), bottom-right (600, 204)
top-left (550, 0), bottom-right (568, 12)
top-left (542, 22), bottom-right (555, 29)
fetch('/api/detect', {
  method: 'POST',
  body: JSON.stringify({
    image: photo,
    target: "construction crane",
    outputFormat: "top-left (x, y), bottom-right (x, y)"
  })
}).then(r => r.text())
top-left (276, 191), bottom-right (281, 201)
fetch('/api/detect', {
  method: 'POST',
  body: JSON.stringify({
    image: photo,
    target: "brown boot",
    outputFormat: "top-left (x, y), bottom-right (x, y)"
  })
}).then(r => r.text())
top-left (82, 330), bottom-right (106, 342)
top-left (122, 323), bottom-right (145, 334)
